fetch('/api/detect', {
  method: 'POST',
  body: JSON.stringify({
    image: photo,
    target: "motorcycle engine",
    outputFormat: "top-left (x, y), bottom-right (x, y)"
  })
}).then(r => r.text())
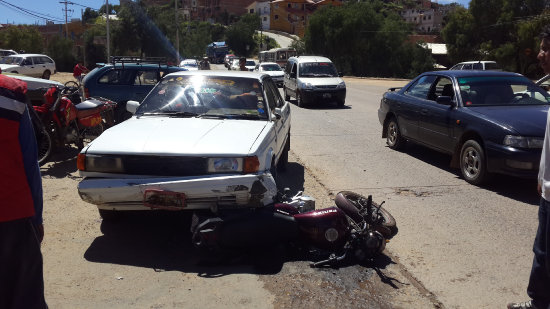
top-left (65, 126), bottom-right (79, 143)
top-left (354, 230), bottom-right (386, 261)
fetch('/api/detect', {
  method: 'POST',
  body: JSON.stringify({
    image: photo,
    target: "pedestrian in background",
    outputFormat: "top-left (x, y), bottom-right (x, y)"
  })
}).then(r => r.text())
top-left (507, 25), bottom-right (550, 309)
top-left (73, 61), bottom-right (89, 84)
top-left (239, 57), bottom-right (247, 71)
top-left (0, 74), bottom-right (47, 309)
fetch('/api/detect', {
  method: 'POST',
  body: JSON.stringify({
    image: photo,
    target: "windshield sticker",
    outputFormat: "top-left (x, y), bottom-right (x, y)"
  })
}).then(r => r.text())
top-left (258, 108), bottom-right (265, 114)
top-left (199, 88), bottom-right (217, 94)
top-left (158, 89), bottom-right (166, 95)
top-left (176, 77), bottom-right (183, 81)
top-left (207, 79), bottom-right (235, 86)
top-left (465, 101), bottom-right (472, 106)
top-left (460, 85), bottom-right (470, 90)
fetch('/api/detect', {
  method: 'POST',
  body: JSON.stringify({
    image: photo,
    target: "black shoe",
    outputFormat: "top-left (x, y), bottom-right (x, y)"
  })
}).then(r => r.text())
top-left (507, 300), bottom-right (537, 309)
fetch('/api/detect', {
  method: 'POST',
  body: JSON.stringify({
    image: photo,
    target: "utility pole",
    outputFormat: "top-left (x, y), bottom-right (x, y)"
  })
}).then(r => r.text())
top-left (175, 0), bottom-right (180, 64)
top-left (106, 0), bottom-right (110, 62)
top-left (60, 0), bottom-right (72, 38)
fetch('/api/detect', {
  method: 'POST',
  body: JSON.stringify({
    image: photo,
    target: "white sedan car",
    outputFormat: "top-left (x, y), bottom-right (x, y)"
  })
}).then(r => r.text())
top-left (179, 59), bottom-right (199, 71)
top-left (254, 62), bottom-right (284, 87)
top-left (77, 71), bottom-right (291, 220)
top-left (0, 54), bottom-right (56, 79)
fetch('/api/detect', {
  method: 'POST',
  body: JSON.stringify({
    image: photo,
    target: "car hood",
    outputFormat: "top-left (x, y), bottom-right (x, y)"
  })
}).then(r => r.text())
top-left (299, 77), bottom-right (344, 87)
top-left (0, 64), bottom-right (20, 71)
top-left (263, 71), bottom-right (284, 77)
top-left (470, 105), bottom-right (549, 136)
top-left (86, 117), bottom-right (269, 156)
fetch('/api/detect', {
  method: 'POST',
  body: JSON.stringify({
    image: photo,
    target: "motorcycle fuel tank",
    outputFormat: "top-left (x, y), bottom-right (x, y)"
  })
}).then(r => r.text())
top-left (293, 207), bottom-right (349, 251)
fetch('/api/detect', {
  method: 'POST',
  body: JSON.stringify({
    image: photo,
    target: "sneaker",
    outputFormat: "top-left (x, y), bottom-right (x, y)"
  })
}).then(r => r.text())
top-left (507, 300), bottom-right (537, 309)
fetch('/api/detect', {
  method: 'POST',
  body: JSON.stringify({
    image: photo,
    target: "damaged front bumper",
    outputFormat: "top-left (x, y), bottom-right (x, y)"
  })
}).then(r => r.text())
top-left (77, 173), bottom-right (277, 211)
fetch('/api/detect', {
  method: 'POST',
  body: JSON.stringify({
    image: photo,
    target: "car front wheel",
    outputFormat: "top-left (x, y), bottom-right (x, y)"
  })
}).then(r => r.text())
top-left (284, 87), bottom-right (290, 101)
top-left (460, 140), bottom-right (489, 185)
top-left (386, 117), bottom-right (405, 150)
top-left (296, 92), bottom-right (305, 108)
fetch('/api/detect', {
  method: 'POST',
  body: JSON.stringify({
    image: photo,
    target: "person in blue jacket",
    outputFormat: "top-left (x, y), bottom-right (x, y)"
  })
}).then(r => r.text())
top-left (0, 73), bottom-right (48, 309)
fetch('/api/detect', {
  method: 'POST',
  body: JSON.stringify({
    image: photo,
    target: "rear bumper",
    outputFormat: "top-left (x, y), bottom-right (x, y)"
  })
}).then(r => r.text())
top-left (78, 173), bottom-right (277, 211)
top-left (485, 141), bottom-right (541, 178)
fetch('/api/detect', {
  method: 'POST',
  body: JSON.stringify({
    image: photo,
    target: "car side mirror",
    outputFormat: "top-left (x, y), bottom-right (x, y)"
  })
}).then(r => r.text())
top-left (273, 107), bottom-right (282, 120)
top-left (126, 100), bottom-right (140, 114)
top-left (436, 96), bottom-right (454, 106)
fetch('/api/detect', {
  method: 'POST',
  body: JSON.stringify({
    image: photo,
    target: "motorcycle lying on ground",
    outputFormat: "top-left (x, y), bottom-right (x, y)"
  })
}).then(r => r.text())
top-left (191, 190), bottom-right (398, 267)
top-left (32, 84), bottom-right (116, 165)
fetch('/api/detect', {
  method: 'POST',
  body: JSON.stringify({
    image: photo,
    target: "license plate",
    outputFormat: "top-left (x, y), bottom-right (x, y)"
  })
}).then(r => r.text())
top-left (143, 189), bottom-right (186, 210)
top-left (323, 93), bottom-right (331, 98)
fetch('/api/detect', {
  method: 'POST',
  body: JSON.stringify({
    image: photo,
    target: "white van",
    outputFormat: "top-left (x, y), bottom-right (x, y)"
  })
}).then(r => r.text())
top-left (450, 61), bottom-right (502, 71)
top-left (283, 56), bottom-right (346, 107)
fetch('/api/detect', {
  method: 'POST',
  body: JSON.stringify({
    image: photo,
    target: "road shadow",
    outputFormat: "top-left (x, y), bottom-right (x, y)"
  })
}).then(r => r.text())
top-left (290, 99), bottom-right (351, 110)
top-left (40, 145), bottom-right (80, 178)
top-left (398, 143), bottom-right (540, 206)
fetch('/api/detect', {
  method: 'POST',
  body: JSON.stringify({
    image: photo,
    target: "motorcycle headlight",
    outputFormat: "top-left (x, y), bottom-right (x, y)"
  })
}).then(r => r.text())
top-left (503, 135), bottom-right (544, 149)
top-left (337, 81), bottom-right (346, 89)
top-left (79, 154), bottom-right (125, 173)
top-left (207, 158), bottom-right (243, 173)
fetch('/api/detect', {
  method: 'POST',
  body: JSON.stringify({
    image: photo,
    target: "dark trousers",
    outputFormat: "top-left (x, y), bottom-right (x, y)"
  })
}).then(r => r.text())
top-left (0, 217), bottom-right (47, 309)
top-left (528, 198), bottom-right (550, 309)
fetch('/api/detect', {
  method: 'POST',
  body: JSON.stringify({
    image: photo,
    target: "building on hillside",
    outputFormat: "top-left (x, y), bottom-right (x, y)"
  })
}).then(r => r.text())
top-left (245, 1), bottom-right (270, 30)
top-left (399, 0), bottom-right (456, 33)
top-left (181, 0), bottom-right (256, 22)
top-left (269, 0), bottom-right (343, 37)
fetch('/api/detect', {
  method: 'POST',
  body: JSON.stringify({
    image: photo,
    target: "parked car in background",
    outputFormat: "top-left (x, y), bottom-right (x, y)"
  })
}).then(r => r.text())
top-left (244, 59), bottom-right (257, 71)
top-left (283, 56), bottom-right (346, 107)
top-left (82, 57), bottom-right (187, 123)
top-left (378, 70), bottom-right (550, 185)
top-left (0, 54), bottom-right (56, 79)
top-left (0, 49), bottom-right (17, 60)
top-left (450, 61), bottom-right (502, 71)
top-left (254, 62), bottom-right (284, 87)
top-left (224, 54), bottom-right (236, 68)
top-left (230, 58), bottom-right (240, 71)
top-left (179, 59), bottom-right (199, 71)
top-left (77, 71), bottom-right (291, 220)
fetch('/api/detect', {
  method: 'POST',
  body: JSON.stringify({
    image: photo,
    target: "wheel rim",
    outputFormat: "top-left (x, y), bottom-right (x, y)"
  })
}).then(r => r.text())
top-left (462, 146), bottom-right (480, 179)
top-left (387, 122), bottom-right (397, 146)
top-left (37, 130), bottom-right (52, 164)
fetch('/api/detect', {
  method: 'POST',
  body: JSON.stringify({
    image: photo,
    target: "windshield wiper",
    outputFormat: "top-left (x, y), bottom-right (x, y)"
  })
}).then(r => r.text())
top-left (223, 113), bottom-right (262, 119)
top-left (141, 111), bottom-right (198, 117)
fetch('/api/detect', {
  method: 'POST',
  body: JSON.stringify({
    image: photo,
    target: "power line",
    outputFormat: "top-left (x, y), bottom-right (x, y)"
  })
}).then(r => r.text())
top-left (0, 0), bottom-right (65, 22)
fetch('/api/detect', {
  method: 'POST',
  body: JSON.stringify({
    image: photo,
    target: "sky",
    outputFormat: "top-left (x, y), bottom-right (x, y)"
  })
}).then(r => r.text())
top-left (0, 0), bottom-right (120, 25)
top-left (0, 0), bottom-right (469, 25)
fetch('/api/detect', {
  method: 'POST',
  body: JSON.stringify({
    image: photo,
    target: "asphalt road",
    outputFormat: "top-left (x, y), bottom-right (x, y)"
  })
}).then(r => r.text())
top-left (285, 76), bottom-right (540, 308)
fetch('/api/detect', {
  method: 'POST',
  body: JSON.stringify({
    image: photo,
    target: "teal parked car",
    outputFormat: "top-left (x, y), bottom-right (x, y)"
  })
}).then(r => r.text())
top-left (82, 57), bottom-right (187, 123)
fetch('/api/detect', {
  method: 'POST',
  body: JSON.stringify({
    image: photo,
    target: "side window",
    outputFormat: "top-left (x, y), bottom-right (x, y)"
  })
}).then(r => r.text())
top-left (290, 63), bottom-right (297, 75)
top-left (472, 63), bottom-right (482, 70)
top-left (42, 57), bottom-right (53, 64)
top-left (98, 69), bottom-right (133, 85)
top-left (32, 57), bottom-right (43, 64)
top-left (134, 70), bottom-right (158, 85)
top-left (429, 77), bottom-right (454, 101)
top-left (285, 61), bottom-right (292, 73)
top-left (463, 63), bottom-right (473, 70)
top-left (405, 75), bottom-right (437, 100)
top-left (22, 58), bottom-right (32, 66)
top-left (265, 79), bottom-right (285, 108)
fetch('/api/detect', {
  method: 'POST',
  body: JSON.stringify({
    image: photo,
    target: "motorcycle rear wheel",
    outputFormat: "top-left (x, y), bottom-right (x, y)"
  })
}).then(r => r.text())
top-left (334, 191), bottom-right (398, 239)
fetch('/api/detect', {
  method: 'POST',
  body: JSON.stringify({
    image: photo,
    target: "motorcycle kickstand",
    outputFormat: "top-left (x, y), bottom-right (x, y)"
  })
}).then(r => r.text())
top-left (310, 252), bottom-right (347, 268)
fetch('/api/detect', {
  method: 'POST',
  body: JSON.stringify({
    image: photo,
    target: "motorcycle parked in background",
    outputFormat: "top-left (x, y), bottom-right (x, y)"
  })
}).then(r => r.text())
top-left (33, 85), bottom-right (116, 165)
top-left (191, 190), bottom-right (398, 267)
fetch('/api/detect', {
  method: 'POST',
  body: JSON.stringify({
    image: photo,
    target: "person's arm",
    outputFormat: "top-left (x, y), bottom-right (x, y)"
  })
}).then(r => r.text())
top-left (19, 107), bottom-right (43, 231)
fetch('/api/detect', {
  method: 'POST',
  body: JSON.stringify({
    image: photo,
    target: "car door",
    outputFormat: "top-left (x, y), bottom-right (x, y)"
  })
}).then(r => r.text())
top-left (20, 57), bottom-right (34, 76)
top-left (417, 76), bottom-right (456, 152)
top-left (264, 77), bottom-right (290, 159)
top-left (398, 75), bottom-right (438, 141)
top-left (95, 68), bottom-right (135, 102)
top-left (286, 62), bottom-right (298, 97)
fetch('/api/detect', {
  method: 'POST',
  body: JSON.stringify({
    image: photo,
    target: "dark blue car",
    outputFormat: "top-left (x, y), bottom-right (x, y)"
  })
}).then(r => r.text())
top-left (378, 70), bottom-right (550, 185)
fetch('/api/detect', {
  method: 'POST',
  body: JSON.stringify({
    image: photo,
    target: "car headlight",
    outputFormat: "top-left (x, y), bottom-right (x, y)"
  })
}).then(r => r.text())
top-left (303, 82), bottom-right (314, 90)
top-left (78, 154), bottom-right (125, 173)
top-left (208, 158), bottom-right (243, 173)
top-left (503, 135), bottom-right (544, 149)
top-left (337, 81), bottom-right (346, 89)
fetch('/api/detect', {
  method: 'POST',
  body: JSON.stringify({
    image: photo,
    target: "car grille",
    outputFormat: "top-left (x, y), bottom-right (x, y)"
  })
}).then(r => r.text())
top-left (315, 85), bottom-right (337, 89)
top-left (121, 155), bottom-right (208, 176)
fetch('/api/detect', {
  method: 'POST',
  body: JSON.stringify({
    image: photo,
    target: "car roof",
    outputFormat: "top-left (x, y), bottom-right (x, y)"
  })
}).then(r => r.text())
top-left (455, 61), bottom-right (497, 65)
top-left (422, 70), bottom-right (522, 78)
top-left (260, 62), bottom-right (279, 66)
top-left (13, 54), bottom-right (52, 58)
top-left (292, 55), bottom-right (332, 63)
top-left (164, 70), bottom-right (267, 80)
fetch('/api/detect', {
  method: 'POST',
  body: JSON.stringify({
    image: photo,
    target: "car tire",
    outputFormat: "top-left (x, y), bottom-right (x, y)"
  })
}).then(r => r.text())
top-left (337, 99), bottom-right (345, 108)
top-left (460, 140), bottom-right (489, 185)
top-left (99, 209), bottom-right (121, 221)
top-left (284, 87), bottom-right (290, 101)
top-left (296, 92), bottom-right (305, 108)
top-left (277, 136), bottom-right (290, 172)
top-left (386, 117), bottom-right (405, 150)
top-left (42, 70), bottom-right (51, 80)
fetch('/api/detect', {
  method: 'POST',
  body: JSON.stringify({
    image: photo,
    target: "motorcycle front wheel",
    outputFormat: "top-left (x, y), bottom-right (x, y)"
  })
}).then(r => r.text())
top-left (334, 191), bottom-right (398, 239)
top-left (36, 127), bottom-right (54, 166)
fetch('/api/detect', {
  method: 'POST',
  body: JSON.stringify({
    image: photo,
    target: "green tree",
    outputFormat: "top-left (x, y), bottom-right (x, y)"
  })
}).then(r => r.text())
top-left (82, 8), bottom-right (100, 24)
top-left (0, 26), bottom-right (44, 53)
top-left (46, 36), bottom-right (76, 72)
top-left (225, 14), bottom-right (261, 57)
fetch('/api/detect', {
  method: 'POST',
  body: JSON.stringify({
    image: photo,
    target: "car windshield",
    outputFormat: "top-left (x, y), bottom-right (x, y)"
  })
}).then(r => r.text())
top-left (262, 64), bottom-right (282, 71)
top-left (183, 62), bottom-right (197, 68)
top-left (458, 76), bottom-right (550, 106)
top-left (1, 56), bottom-right (22, 65)
top-left (245, 61), bottom-right (256, 66)
top-left (136, 75), bottom-right (268, 120)
top-left (299, 62), bottom-right (338, 77)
